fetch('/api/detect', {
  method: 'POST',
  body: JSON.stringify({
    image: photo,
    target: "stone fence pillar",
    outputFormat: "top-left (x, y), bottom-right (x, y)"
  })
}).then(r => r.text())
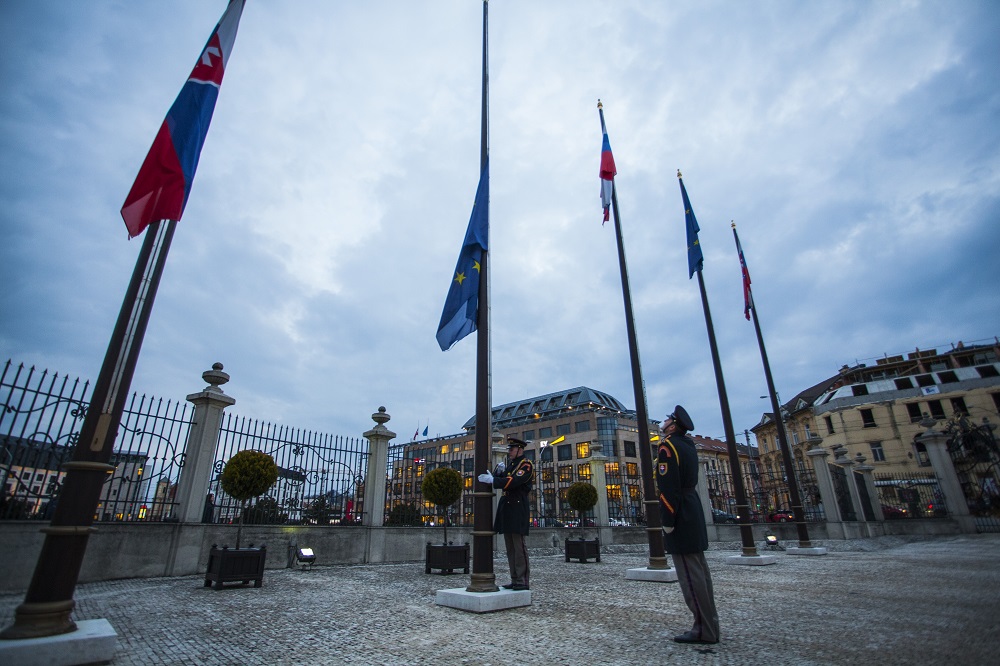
top-left (173, 363), bottom-right (236, 523)
top-left (362, 407), bottom-right (394, 527)
top-left (697, 463), bottom-right (714, 524)
top-left (589, 448), bottom-right (610, 543)
top-left (807, 446), bottom-right (841, 523)
top-left (833, 444), bottom-right (865, 523)
top-left (853, 454), bottom-right (881, 521)
top-left (916, 422), bottom-right (975, 532)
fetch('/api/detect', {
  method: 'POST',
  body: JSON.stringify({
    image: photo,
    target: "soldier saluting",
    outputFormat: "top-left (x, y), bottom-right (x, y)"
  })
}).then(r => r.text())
top-left (479, 437), bottom-right (534, 590)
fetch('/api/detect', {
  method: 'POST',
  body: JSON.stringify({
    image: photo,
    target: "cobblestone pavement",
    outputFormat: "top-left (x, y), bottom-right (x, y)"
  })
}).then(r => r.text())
top-left (2, 534), bottom-right (999, 665)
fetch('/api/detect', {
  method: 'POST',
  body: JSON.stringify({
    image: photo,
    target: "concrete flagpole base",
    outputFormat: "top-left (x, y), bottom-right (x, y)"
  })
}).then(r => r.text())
top-left (624, 567), bottom-right (678, 582)
top-left (0, 619), bottom-right (116, 666)
top-left (436, 587), bottom-right (531, 613)
top-left (787, 546), bottom-right (828, 556)
top-left (725, 554), bottom-right (778, 566)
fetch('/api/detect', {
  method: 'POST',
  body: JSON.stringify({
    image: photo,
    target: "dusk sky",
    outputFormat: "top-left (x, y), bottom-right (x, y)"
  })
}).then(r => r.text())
top-left (2, 1), bottom-right (998, 447)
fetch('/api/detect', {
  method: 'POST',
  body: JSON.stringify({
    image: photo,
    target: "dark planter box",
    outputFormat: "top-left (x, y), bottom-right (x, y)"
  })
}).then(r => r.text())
top-left (204, 544), bottom-right (267, 590)
top-left (565, 537), bottom-right (601, 563)
top-left (425, 543), bottom-right (470, 574)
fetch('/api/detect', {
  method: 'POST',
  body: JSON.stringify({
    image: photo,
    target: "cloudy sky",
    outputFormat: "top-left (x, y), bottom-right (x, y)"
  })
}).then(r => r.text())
top-left (2, 0), bottom-right (998, 447)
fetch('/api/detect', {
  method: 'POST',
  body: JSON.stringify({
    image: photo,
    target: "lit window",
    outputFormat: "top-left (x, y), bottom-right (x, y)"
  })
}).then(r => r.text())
top-left (576, 442), bottom-right (591, 459)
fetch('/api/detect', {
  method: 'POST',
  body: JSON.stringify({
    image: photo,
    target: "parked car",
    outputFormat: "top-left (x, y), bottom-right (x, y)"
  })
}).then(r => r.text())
top-left (881, 505), bottom-right (907, 519)
top-left (711, 508), bottom-right (739, 524)
top-left (768, 509), bottom-right (795, 522)
top-left (925, 502), bottom-right (948, 517)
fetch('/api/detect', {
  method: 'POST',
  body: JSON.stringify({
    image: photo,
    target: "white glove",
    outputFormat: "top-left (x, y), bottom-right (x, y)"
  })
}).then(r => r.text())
top-left (478, 472), bottom-right (494, 484)
top-left (495, 461), bottom-right (506, 474)
top-left (662, 526), bottom-right (675, 535)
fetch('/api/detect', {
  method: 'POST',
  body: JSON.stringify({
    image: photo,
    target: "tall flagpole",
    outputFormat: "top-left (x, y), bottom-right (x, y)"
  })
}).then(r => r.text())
top-left (599, 101), bottom-right (666, 570)
top-left (733, 222), bottom-right (813, 548)
top-left (679, 172), bottom-right (759, 558)
top-left (3, 0), bottom-right (245, 637)
top-left (468, 0), bottom-right (496, 593)
top-left (1, 219), bottom-right (176, 639)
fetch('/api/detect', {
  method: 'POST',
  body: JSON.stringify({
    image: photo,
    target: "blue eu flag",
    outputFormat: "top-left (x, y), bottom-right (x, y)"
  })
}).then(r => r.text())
top-left (678, 172), bottom-right (704, 278)
top-left (437, 159), bottom-right (489, 351)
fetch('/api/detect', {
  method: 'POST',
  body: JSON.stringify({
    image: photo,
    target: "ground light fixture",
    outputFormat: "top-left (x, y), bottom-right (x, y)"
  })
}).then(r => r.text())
top-left (297, 547), bottom-right (316, 569)
top-left (765, 535), bottom-right (779, 546)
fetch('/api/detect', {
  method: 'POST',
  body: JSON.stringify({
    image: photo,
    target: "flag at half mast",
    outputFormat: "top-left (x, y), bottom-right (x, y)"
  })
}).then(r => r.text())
top-left (732, 223), bottom-right (754, 320)
top-left (120, 0), bottom-right (245, 238)
top-left (677, 170), bottom-right (704, 278)
top-left (598, 100), bottom-right (616, 224)
top-left (437, 158), bottom-right (489, 351)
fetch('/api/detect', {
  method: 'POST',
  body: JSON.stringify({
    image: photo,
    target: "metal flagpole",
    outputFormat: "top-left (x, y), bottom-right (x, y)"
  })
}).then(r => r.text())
top-left (1, 219), bottom-right (177, 639)
top-left (734, 223), bottom-right (813, 548)
top-left (601, 102), bottom-right (666, 569)
top-left (678, 171), bottom-right (759, 557)
top-left (467, 0), bottom-right (496, 593)
top-left (693, 269), bottom-right (760, 556)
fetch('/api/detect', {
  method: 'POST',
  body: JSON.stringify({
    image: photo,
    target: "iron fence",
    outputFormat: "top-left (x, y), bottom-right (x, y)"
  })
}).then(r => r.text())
top-left (209, 414), bottom-right (369, 526)
top-left (0, 360), bottom-right (192, 522)
top-left (874, 472), bottom-right (947, 519)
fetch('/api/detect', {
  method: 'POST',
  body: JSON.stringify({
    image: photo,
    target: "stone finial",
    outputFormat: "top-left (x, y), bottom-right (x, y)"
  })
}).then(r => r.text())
top-left (371, 406), bottom-right (390, 426)
top-left (202, 362), bottom-right (230, 393)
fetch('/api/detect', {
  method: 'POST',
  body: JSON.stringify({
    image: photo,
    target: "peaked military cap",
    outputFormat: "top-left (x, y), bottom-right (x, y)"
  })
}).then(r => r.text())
top-left (669, 405), bottom-right (695, 432)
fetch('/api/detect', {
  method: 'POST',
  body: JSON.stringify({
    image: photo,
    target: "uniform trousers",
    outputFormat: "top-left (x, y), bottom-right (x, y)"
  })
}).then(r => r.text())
top-left (672, 551), bottom-right (720, 642)
top-left (503, 532), bottom-right (530, 586)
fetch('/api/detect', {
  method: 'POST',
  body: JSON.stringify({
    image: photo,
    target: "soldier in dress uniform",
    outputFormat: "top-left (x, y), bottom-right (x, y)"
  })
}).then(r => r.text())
top-left (479, 436), bottom-right (534, 590)
top-left (657, 405), bottom-right (720, 644)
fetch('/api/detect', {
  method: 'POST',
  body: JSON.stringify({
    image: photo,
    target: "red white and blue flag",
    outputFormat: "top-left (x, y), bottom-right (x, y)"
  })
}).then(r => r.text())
top-left (598, 102), bottom-right (616, 224)
top-left (121, 0), bottom-right (245, 238)
top-left (733, 225), bottom-right (754, 320)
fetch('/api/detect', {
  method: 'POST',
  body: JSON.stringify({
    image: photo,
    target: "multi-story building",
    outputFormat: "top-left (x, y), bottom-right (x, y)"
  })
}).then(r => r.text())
top-left (1, 436), bottom-right (148, 520)
top-left (751, 338), bottom-right (1000, 513)
top-left (388, 386), bottom-right (759, 526)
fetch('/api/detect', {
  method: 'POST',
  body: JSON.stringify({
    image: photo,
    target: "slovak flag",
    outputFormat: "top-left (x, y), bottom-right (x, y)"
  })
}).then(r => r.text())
top-left (598, 101), bottom-right (616, 224)
top-left (733, 224), bottom-right (754, 320)
top-left (121, 0), bottom-right (246, 238)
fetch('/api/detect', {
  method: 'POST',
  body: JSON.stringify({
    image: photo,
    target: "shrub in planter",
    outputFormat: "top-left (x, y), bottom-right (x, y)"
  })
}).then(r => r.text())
top-left (565, 481), bottom-right (600, 563)
top-left (566, 481), bottom-right (598, 537)
top-left (220, 449), bottom-right (279, 549)
top-left (421, 466), bottom-right (463, 545)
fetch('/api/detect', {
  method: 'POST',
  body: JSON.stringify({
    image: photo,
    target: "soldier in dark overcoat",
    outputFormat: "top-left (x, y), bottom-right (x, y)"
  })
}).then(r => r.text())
top-left (479, 437), bottom-right (534, 590)
top-left (657, 405), bottom-right (720, 644)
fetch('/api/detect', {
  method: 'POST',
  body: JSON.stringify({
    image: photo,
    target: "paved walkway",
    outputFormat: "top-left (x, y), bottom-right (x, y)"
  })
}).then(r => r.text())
top-left (1, 534), bottom-right (998, 665)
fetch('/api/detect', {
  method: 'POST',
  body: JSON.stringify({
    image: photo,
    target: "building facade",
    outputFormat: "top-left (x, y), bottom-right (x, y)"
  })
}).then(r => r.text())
top-left (387, 386), bottom-right (758, 526)
top-left (751, 338), bottom-right (1000, 516)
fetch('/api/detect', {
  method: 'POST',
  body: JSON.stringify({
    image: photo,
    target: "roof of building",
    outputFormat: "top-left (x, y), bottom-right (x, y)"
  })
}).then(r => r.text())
top-left (463, 386), bottom-right (631, 430)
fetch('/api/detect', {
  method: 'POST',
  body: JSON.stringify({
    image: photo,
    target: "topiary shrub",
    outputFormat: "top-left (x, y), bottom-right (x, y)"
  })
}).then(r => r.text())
top-left (422, 466), bottom-right (463, 544)
top-left (567, 481), bottom-right (598, 538)
top-left (220, 449), bottom-right (279, 548)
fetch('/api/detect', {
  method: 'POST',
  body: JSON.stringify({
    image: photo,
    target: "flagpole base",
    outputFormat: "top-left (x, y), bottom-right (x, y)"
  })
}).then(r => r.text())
top-left (0, 600), bottom-right (76, 640)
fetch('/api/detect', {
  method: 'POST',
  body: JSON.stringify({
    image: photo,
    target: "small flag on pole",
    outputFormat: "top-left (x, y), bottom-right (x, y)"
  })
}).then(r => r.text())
top-left (677, 171), bottom-right (704, 278)
top-left (733, 223), bottom-right (753, 320)
top-left (437, 159), bottom-right (489, 351)
top-left (422, 425), bottom-right (429, 437)
top-left (598, 100), bottom-right (616, 224)
top-left (121, 0), bottom-right (246, 238)
top-left (412, 426), bottom-right (419, 441)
